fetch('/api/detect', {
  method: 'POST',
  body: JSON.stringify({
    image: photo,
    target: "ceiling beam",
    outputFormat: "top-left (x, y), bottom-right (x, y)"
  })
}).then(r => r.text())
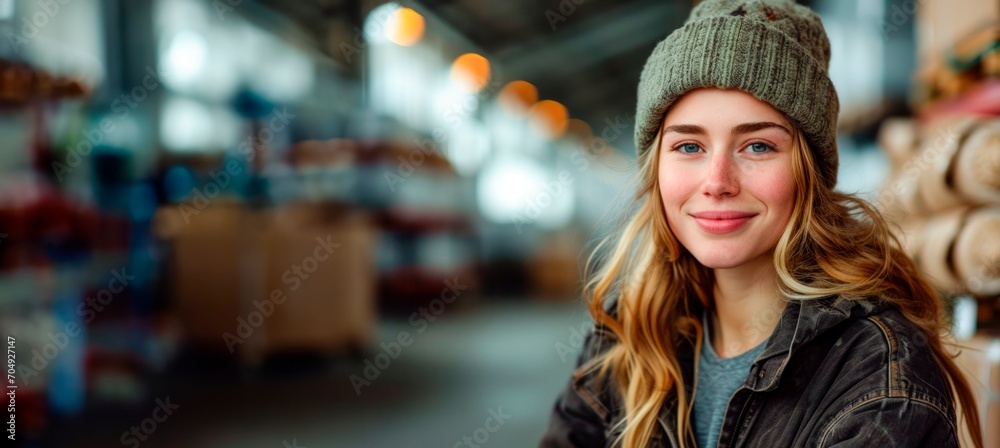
top-left (494, 1), bottom-right (689, 79)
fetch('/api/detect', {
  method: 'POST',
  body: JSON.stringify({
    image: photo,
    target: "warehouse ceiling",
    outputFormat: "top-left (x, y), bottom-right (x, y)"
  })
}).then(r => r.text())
top-left (420, 0), bottom-right (692, 147)
top-left (252, 0), bottom-right (691, 149)
top-left (260, 0), bottom-right (812, 150)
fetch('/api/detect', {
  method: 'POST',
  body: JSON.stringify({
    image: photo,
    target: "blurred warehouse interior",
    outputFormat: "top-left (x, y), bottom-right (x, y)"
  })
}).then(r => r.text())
top-left (0, 0), bottom-right (997, 446)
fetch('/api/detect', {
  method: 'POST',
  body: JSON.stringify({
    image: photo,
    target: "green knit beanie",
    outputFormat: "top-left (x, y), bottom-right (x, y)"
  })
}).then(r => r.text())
top-left (635, 0), bottom-right (840, 188)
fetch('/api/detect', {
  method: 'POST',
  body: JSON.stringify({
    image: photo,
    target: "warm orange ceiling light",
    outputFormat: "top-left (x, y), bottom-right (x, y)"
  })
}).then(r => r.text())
top-left (386, 7), bottom-right (425, 46)
top-left (529, 100), bottom-right (569, 139)
top-left (450, 53), bottom-right (491, 93)
top-left (498, 80), bottom-right (538, 118)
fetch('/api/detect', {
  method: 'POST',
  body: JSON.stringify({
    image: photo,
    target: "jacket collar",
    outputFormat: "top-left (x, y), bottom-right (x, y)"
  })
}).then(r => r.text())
top-left (747, 294), bottom-right (890, 392)
top-left (581, 294), bottom-right (891, 444)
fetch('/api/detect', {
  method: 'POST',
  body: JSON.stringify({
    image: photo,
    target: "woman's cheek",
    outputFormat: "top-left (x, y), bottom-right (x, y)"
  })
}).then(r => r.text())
top-left (659, 170), bottom-right (697, 204)
top-left (756, 166), bottom-right (796, 211)
top-left (659, 180), bottom-right (693, 229)
top-left (750, 165), bottom-right (796, 234)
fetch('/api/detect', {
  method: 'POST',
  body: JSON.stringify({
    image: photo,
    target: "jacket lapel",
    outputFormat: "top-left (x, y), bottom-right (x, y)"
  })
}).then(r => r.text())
top-left (748, 294), bottom-right (890, 392)
top-left (574, 294), bottom-right (890, 446)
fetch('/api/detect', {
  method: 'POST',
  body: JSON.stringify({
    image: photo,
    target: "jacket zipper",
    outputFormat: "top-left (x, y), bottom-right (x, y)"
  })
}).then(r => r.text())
top-left (723, 391), bottom-right (753, 448)
top-left (654, 390), bottom-right (754, 448)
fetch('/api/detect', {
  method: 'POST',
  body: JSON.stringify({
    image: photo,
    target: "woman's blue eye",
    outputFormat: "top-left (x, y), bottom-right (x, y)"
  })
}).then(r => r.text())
top-left (679, 143), bottom-right (700, 153)
top-left (747, 142), bottom-right (772, 153)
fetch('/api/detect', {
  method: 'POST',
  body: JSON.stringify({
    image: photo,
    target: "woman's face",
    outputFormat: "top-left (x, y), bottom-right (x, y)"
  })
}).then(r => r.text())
top-left (657, 88), bottom-right (796, 270)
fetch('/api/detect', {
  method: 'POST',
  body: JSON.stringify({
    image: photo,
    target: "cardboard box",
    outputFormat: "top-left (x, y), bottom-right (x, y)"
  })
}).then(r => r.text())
top-left (261, 203), bottom-right (376, 353)
top-left (161, 202), bottom-right (377, 358)
top-left (166, 204), bottom-right (248, 347)
top-left (529, 231), bottom-right (583, 298)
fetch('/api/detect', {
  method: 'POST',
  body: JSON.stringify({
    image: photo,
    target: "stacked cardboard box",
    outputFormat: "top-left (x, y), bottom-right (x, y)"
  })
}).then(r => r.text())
top-left (261, 203), bottom-right (376, 355)
top-left (528, 230), bottom-right (583, 299)
top-left (156, 201), bottom-right (377, 362)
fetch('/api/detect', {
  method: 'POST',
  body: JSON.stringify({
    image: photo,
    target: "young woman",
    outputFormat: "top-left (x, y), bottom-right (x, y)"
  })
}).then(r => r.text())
top-left (540, 1), bottom-right (984, 447)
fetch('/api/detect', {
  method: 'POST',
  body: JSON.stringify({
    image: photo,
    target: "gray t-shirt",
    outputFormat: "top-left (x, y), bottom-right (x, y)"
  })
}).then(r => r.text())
top-left (693, 312), bottom-right (768, 448)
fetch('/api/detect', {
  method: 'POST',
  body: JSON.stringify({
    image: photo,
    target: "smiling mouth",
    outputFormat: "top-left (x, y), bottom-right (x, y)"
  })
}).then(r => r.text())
top-left (691, 214), bottom-right (756, 234)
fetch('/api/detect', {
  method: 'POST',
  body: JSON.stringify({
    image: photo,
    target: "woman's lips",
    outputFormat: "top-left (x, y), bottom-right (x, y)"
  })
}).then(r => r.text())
top-left (691, 212), bottom-right (756, 234)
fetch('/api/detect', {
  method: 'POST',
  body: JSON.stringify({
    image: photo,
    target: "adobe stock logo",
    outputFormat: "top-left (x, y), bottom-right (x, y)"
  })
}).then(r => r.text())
top-left (545, 0), bottom-right (586, 31)
top-left (349, 278), bottom-right (467, 395)
top-left (222, 235), bottom-right (340, 353)
top-left (453, 408), bottom-right (511, 448)
top-left (512, 171), bottom-right (573, 234)
top-left (554, 320), bottom-right (593, 363)
top-left (18, 267), bottom-right (134, 385)
top-left (119, 396), bottom-right (179, 447)
top-left (6, 0), bottom-right (70, 54)
top-left (338, 2), bottom-right (400, 63)
top-left (876, 0), bottom-right (929, 39)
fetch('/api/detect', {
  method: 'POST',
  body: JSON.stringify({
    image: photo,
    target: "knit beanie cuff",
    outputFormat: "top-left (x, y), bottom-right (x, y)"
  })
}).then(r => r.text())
top-left (634, 15), bottom-right (840, 188)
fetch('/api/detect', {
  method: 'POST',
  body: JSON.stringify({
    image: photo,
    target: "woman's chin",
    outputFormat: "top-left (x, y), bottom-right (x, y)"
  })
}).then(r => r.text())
top-left (688, 248), bottom-right (762, 270)
top-left (692, 256), bottom-right (746, 270)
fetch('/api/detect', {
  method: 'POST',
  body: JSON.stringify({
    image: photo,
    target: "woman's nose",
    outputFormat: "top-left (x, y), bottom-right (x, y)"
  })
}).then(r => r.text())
top-left (702, 151), bottom-right (739, 198)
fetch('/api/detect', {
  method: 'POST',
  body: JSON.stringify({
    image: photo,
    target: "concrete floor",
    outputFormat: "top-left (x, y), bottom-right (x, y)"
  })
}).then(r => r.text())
top-left (42, 298), bottom-right (594, 448)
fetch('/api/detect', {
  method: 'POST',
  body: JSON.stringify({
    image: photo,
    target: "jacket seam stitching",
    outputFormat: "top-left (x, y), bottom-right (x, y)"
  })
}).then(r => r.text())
top-left (817, 394), bottom-right (882, 447)
top-left (816, 395), bottom-right (958, 447)
top-left (571, 375), bottom-right (610, 421)
top-left (866, 316), bottom-right (904, 397)
top-left (571, 334), bottom-right (611, 421)
top-left (907, 391), bottom-right (952, 417)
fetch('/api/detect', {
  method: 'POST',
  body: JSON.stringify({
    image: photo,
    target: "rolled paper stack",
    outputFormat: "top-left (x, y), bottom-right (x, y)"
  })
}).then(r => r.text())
top-left (918, 119), bottom-right (1000, 212)
top-left (954, 207), bottom-right (1000, 296)
top-left (877, 118), bottom-right (919, 170)
top-left (877, 118), bottom-right (1000, 215)
top-left (875, 118), bottom-right (921, 224)
top-left (877, 118), bottom-right (1000, 298)
top-left (954, 120), bottom-right (1000, 205)
top-left (900, 207), bottom-right (1000, 296)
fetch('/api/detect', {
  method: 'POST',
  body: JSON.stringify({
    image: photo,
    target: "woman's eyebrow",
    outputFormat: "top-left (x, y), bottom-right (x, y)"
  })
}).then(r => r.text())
top-left (662, 122), bottom-right (791, 137)
top-left (662, 124), bottom-right (706, 135)
top-left (731, 121), bottom-right (791, 136)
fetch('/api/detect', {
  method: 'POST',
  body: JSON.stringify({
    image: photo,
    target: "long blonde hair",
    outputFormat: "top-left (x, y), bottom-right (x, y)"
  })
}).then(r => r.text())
top-left (581, 124), bottom-right (984, 448)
